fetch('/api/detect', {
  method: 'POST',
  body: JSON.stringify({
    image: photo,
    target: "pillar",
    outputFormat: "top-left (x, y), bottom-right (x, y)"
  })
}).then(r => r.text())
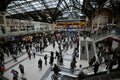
top-left (85, 39), bottom-right (89, 62)
top-left (1, 12), bottom-right (7, 34)
top-left (97, 16), bottom-right (100, 29)
top-left (92, 19), bottom-right (94, 29)
top-left (53, 22), bottom-right (55, 30)
top-left (117, 13), bottom-right (120, 27)
top-left (92, 41), bottom-right (98, 61)
top-left (79, 34), bottom-right (81, 60)
top-left (112, 18), bottom-right (114, 24)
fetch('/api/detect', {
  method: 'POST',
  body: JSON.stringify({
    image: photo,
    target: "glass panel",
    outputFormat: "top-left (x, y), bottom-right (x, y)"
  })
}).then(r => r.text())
top-left (31, 2), bottom-right (40, 5)
top-left (48, 5), bottom-right (56, 8)
top-left (26, 9), bottom-right (32, 12)
top-left (27, 0), bottom-right (32, 1)
top-left (46, 1), bottom-right (57, 5)
top-left (15, 8), bottom-right (24, 13)
top-left (33, 5), bottom-right (42, 7)
top-left (17, 1), bottom-right (26, 3)
top-left (21, 5), bottom-right (27, 7)
top-left (35, 7), bottom-right (41, 10)
top-left (8, 3), bottom-right (15, 7)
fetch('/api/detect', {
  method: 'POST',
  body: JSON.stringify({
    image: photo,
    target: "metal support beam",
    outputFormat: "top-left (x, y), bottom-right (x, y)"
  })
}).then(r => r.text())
top-left (63, 0), bottom-right (73, 17)
top-left (41, 0), bottom-right (53, 17)
top-left (53, 0), bottom-right (63, 20)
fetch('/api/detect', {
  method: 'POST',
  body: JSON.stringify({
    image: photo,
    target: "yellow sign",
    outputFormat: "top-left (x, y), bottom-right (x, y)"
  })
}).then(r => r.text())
top-left (56, 21), bottom-right (85, 26)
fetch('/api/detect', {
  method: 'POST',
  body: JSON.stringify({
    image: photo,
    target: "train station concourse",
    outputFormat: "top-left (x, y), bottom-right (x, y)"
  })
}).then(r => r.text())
top-left (0, 0), bottom-right (120, 80)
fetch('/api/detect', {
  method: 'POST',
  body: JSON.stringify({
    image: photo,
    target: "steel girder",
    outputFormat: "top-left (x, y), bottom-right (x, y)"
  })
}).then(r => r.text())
top-left (0, 0), bottom-right (14, 11)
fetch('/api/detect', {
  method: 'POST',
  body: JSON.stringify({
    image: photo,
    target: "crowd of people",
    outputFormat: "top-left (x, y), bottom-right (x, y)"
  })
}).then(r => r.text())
top-left (0, 28), bottom-right (120, 80)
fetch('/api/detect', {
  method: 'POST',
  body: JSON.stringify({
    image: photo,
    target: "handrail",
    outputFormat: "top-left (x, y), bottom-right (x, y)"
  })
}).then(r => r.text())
top-left (85, 39), bottom-right (89, 62)
top-left (59, 62), bottom-right (106, 75)
top-left (59, 63), bottom-right (119, 79)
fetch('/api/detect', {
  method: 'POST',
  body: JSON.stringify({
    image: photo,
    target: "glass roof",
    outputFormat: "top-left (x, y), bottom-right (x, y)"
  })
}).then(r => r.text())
top-left (6, 0), bottom-right (84, 19)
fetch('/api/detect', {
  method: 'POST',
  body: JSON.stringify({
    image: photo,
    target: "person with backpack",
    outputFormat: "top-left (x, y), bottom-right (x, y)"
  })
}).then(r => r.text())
top-left (11, 69), bottom-right (18, 80)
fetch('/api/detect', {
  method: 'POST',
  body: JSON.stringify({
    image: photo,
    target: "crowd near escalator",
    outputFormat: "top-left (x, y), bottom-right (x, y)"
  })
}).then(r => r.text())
top-left (0, 27), bottom-right (120, 80)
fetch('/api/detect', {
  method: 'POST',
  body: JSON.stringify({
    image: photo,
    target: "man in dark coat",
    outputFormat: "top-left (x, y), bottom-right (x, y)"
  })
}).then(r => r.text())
top-left (49, 52), bottom-right (54, 66)
top-left (52, 64), bottom-right (61, 75)
top-left (44, 54), bottom-right (47, 65)
top-left (18, 64), bottom-right (24, 75)
top-left (94, 61), bottom-right (99, 75)
top-left (38, 58), bottom-right (42, 70)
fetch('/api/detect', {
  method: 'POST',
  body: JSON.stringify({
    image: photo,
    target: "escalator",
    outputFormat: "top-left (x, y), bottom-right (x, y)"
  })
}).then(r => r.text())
top-left (83, 70), bottom-right (120, 80)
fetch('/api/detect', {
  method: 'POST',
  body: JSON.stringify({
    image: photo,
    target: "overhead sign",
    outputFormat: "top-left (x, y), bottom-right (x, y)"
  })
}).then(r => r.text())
top-left (56, 20), bottom-right (85, 26)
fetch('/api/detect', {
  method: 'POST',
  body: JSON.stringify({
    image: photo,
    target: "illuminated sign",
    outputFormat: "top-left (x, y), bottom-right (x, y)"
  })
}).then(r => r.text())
top-left (56, 20), bottom-right (85, 26)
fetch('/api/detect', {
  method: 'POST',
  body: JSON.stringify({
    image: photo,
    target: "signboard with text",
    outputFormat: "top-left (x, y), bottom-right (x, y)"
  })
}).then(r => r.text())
top-left (56, 20), bottom-right (85, 26)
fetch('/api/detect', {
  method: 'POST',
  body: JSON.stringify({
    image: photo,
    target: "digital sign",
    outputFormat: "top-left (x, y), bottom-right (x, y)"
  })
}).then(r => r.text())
top-left (56, 20), bottom-right (85, 26)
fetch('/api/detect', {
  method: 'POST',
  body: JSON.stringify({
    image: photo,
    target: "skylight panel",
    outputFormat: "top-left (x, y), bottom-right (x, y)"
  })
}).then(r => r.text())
top-left (46, 2), bottom-right (57, 6)
top-left (31, 2), bottom-right (40, 5)
top-left (48, 5), bottom-right (56, 8)
top-left (8, 3), bottom-right (15, 7)
top-left (33, 5), bottom-right (42, 7)
top-left (26, 0), bottom-right (32, 1)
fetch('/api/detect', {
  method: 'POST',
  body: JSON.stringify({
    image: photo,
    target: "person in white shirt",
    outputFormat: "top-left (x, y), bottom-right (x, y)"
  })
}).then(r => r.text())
top-left (32, 48), bottom-right (36, 58)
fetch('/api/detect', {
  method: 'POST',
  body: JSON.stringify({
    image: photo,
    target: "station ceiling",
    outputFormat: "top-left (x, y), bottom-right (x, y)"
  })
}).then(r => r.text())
top-left (0, 0), bottom-right (120, 23)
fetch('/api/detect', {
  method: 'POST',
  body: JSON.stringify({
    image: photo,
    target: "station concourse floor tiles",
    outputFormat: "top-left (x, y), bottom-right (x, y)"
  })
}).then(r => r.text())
top-left (3, 36), bottom-right (109, 80)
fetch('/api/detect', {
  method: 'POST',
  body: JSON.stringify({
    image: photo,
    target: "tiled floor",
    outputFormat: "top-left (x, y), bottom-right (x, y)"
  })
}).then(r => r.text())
top-left (3, 34), bottom-right (118, 80)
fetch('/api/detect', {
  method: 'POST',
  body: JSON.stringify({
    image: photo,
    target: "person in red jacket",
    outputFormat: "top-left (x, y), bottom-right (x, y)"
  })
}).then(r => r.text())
top-left (0, 64), bottom-right (5, 75)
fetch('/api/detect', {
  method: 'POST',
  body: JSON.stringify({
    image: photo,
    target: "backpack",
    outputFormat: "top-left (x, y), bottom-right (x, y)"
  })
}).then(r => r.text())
top-left (14, 70), bottom-right (18, 75)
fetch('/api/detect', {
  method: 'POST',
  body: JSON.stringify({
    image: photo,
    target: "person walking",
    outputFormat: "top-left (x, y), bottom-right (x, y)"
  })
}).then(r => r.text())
top-left (78, 65), bottom-right (85, 80)
top-left (27, 51), bottom-right (31, 60)
top-left (117, 54), bottom-right (120, 69)
top-left (82, 46), bottom-right (85, 54)
top-left (32, 48), bottom-right (36, 58)
top-left (88, 43), bottom-right (91, 51)
top-left (51, 64), bottom-right (61, 75)
top-left (49, 56), bottom-right (54, 66)
top-left (59, 56), bottom-right (63, 66)
top-left (18, 64), bottom-right (24, 75)
top-left (70, 61), bottom-right (75, 73)
top-left (0, 64), bottom-right (5, 75)
top-left (53, 42), bottom-right (55, 48)
top-left (0, 53), bottom-right (4, 64)
top-left (38, 58), bottom-right (42, 70)
top-left (93, 61), bottom-right (99, 75)
top-left (55, 51), bottom-right (59, 59)
top-left (12, 54), bottom-right (17, 62)
top-left (11, 69), bottom-right (19, 80)
top-left (44, 54), bottom-right (47, 65)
